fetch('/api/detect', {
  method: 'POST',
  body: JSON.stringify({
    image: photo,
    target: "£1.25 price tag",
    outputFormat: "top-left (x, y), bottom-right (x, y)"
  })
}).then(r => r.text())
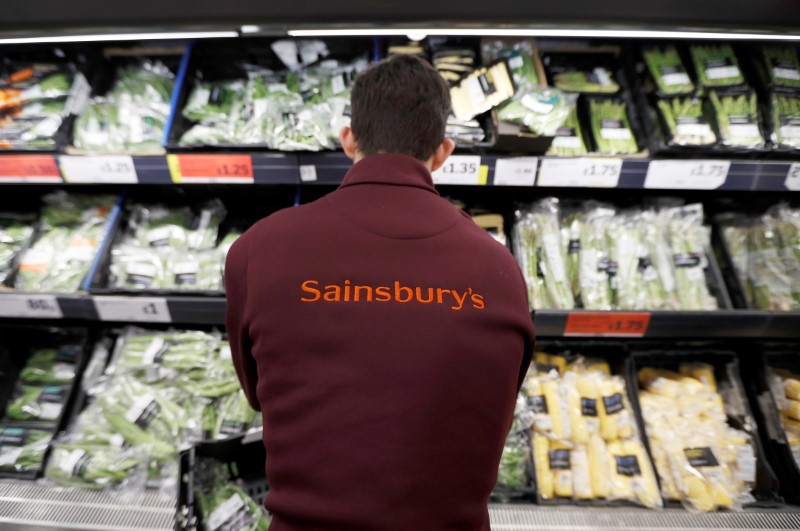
top-left (0, 155), bottom-right (62, 183)
top-left (644, 160), bottom-right (730, 190)
top-left (493, 157), bottom-right (538, 186)
top-left (785, 163), bottom-right (800, 191)
top-left (432, 155), bottom-right (481, 185)
top-left (94, 296), bottom-right (172, 323)
top-left (168, 154), bottom-right (254, 184)
top-left (564, 312), bottom-right (651, 337)
top-left (537, 158), bottom-right (622, 188)
top-left (0, 294), bottom-right (62, 319)
top-left (59, 155), bottom-right (138, 184)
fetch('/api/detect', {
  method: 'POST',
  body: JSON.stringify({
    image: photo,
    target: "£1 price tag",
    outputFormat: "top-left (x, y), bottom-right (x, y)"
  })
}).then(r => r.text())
top-left (537, 158), bottom-right (622, 188)
top-left (59, 155), bottom-right (138, 184)
top-left (644, 160), bottom-right (730, 190)
top-left (564, 312), bottom-right (651, 337)
top-left (432, 155), bottom-right (481, 185)
top-left (493, 157), bottom-right (538, 186)
top-left (785, 163), bottom-right (800, 191)
top-left (0, 155), bottom-right (62, 183)
top-left (0, 294), bottom-right (62, 319)
top-left (94, 296), bottom-right (172, 323)
top-left (168, 154), bottom-right (254, 184)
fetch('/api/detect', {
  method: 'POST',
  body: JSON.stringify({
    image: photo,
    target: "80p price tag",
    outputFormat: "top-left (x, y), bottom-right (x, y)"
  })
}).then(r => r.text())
top-left (538, 158), bottom-right (622, 188)
top-left (0, 294), bottom-right (62, 319)
top-left (645, 160), bottom-right (730, 190)
top-left (432, 155), bottom-right (481, 185)
top-left (493, 157), bottom-right (538, 186)
top-left (94, 296), bottom-right (172, 323)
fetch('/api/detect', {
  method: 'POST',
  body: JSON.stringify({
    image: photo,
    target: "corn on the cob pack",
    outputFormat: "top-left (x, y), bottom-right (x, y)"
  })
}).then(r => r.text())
top-left (523, 354), bottom-right (661, 508)
top-left (767, 367), bottom-right (800, 468)
top-left (638, 363), bottom-right (757, 511)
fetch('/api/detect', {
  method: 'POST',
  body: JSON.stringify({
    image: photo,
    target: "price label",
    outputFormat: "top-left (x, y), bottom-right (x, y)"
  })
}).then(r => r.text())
top-left (538, 158), bottom-right (622, 188)
top-left (94, 296), bottom-right (172, 323)
top-left (564, 312), bottom-right (651, 337)
top-left (493, 157), bottom-right (538, 186)
top-left (644, 160), bottom-right (730, 190)
top-left (299, 165), bottom-right (317, 182)
top-left (0, 294), bottom-right (62, 319)
top-left (786, 163), bottom-right (800, 191)
top-left (432, 155), bottom-right (481, 185)
top-left (0, 155), bottom-right (61, 183)
top-left (168, 154), bottom-right (254, 184)
top-left (59, 155), bottom-right (138, 184)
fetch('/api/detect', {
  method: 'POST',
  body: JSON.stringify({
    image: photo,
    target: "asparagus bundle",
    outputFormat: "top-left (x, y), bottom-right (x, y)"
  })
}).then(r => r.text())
top-left (643, 46), bottom-right (695, 95)
top-left (554, 68), bottom-right (619, 94)
top-left (762, 47), bottom-right (800, 89)
top-left (547, 107), bottom-right (588, 156)
top-left (691, 45), bottom-right (745, 88)
top-left (657, 96), bottom-right (717, 146)
top-left (709, 91), bottom-right (764, 148)
top-left (589, 99), bottom-right (638, 154)
top-left (666, 204), bottom-right (718, 311)
top-left (771, 92), bottom-right (800, 150)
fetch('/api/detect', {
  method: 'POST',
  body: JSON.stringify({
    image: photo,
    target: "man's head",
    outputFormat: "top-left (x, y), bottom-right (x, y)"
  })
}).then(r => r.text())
top-left (340, 54), bottom-right (456, 171)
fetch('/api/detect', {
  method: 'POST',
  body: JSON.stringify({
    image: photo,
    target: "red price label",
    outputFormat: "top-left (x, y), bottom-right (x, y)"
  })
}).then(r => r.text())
top-left (564, 312), bottom-right (651, 337)
top-left (0, 155), bottom-right (61, 183)
top-left (168, 154), bottom-right (254, 183)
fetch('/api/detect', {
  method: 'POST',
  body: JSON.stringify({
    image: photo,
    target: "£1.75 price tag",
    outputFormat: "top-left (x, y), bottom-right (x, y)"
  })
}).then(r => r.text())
top-left (645, 160), bottom-right (730, 190)
top-left (0, 294), bottom-right (62, 319)
top-left (432, 155), bottom-right (481, 185)
top-left (564, 312), bottom-right (651, 337)
top-left (168, 154), bottom-right (254, 184)
top-left (785, 163), bottom-right (800, 191)
top-left (60, 155), bottom-right (138, 184)
top-left (537, 158), bottom-right (622, 188)
top-left (0, 155), bottom-right (62, 183)
top-left (493, 157), bottom-right (538, 186)
top-left (94, 296), bottom-right (172, 323)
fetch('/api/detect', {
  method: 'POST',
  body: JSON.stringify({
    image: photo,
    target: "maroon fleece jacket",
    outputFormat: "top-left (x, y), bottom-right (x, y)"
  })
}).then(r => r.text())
top-left (225, 153), bottom-right (535, 531)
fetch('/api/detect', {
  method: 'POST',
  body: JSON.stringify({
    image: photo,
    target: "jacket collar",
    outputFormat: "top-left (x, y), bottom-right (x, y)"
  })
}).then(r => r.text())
top-left (339, 153), bottom-right (438, 195)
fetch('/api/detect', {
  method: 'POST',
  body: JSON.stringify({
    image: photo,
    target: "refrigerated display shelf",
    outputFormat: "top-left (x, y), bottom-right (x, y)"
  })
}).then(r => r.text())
top-left (0, 153), bottom-right (798, 191)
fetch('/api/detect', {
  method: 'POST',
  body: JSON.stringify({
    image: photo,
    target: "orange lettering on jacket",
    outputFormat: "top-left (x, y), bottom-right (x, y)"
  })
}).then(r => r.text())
top-left (300, 280), bottom-right (485, 310)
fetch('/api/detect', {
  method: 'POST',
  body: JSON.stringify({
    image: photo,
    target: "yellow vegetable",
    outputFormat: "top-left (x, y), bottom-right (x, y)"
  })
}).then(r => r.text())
top-left (623, 439), bottom-right (661, 508)
top-left (550, 441), bottom-right (573, 498)
top-left (784, 377), bottom-right (800, 401)
top-left (607, 441), bottom-right (632, 499)
top-left (680, 362), bottom-right (717, 390)
top-left (568, 382), bottom-right (590, 445)
top-left (543, 380), bottom-right (567, 439)
top-left (533, 434), bottom-right (553, 500)
top-left (587, 435), bottom-right (610, 498)
top-left (784, 399), bottom-right (800, 421)
top-left (572, 446), bottom-right (593, 499)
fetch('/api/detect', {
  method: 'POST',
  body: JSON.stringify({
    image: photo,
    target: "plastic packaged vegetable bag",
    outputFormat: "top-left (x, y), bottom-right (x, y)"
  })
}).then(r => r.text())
top-left (195, 458), bottom-right (270, 531)
top-left (5, 385), bottom-right (68, 422)
top-left (0, 427), bottom-right (51, 473)
top-left (45, 441), bottom-right (147, 490)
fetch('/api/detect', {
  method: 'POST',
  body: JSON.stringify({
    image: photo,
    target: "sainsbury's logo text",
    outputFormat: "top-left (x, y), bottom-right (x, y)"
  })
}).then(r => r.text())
top-left (301, 280), bottom-right (485, 310)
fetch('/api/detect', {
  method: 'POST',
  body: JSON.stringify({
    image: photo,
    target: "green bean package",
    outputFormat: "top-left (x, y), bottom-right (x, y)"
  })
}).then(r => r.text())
top-left (195, 458), bottom-right (270, 531)
top-left (0, 427), bottom-right (51, 475)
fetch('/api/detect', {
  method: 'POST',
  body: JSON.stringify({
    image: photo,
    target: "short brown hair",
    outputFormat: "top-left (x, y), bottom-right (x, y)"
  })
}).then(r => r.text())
top-left (350, 54), bottom-right (451, 161)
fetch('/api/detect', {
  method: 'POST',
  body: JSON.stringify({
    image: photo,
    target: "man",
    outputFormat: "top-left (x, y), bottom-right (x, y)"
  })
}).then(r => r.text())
top-left (226, 54), bottom-right (534, 531)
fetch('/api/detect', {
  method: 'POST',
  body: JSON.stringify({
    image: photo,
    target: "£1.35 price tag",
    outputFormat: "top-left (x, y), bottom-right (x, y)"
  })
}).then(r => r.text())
top-left (432, 155), bottom-right (481, 185)
top-left (644, 160), bottom-right (730, 190)
top-left (59, 155), bottom-right (138, 184)
top-left (0, 155), bottom-right (62, 183)
top-left (493, 157), bottom-right (538, 186)
top-left (564, 312), bottom-right (651, 337)
top-left (537, 158), bottom-right (622, 188)
top-left (168, 154), bottom-right (254, 184)
top-left (93, 296), bottom-right (172, 323)
top-left (0, 294), bottom-right (62, 319)
top-left (785, 163), bottom-right (800, 191)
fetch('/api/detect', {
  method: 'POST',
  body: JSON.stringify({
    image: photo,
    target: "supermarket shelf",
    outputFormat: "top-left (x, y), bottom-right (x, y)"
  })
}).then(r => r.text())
top-left (1, 153), bottom-right (798, 191)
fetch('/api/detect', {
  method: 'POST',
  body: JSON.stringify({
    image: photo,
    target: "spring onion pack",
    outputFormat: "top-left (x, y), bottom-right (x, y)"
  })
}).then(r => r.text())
top-left (589, 99), bottom-right (639, 155)
top-left (709, 91), bottom-right (765, 149)
top-left (691, 45), bottom-right (745, 88)
top-left (643, 46), bottom-right (695, 96)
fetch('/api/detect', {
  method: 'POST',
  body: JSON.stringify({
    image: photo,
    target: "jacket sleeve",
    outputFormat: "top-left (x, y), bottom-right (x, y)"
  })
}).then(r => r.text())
top-left (225, 234), bottom-right (261, 411)
top-left (515, 265), bottom-right (535, 392)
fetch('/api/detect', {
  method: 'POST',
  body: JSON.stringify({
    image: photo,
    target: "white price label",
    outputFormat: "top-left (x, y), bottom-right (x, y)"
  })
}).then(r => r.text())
top-left (59, 155), bottom-right (138, 184)
top-left (432, 155), bottom-right (481, 185)
top-left (661, 72), bottom-right (692, 86)
top-left (299, 165), bottom-right (317, 182)
top-left (644, 160), bottom-right (730, 190)
top-left (0, 294), bottom-right (62, 319)
top-left (493, 157), bottom-right (538, 186)
top-left (786, 163), bottom-right (800, 191)
top-left (94, 296), bottom-right (171, 323)
top-left (537, 158), bottom-right (622, 188)
top-left (706, 66), bottom-right (741, 80)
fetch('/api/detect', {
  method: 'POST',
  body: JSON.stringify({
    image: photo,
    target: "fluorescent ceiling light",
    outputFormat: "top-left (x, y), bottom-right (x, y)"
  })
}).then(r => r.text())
top-left (288, 28), bottom-right (800, 41)
top-left (241, 25), bottom-right (261, 34)
top-left (0, 30), bottom-right (238, 45)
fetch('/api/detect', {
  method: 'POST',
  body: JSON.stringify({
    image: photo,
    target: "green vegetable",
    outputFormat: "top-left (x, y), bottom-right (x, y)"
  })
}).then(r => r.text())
top-left (6, 385), bottom-right (67, 422)
top-left (116, 331), bottom-right (216, 370)
top-left (666, 204), bottom-right (717, 311)
top-left (657, 96), bottom-right (717, 146)
top-left (0, 427), bottom-right (51, 473)
top-left (762, 47), bottom-right (800, 89)
top-left (709, 91), bottom-right (764, 148)
top-left (589, 99), bottom-right (638, 154)
top-left (183, 81), bottom-right (245, 123)
top-left (691, 45), bottom-right (744, 87)
top-left (215, 390), bottom-right (257, 439)
top-left (45, 444), bottom-right (143, 490)
top-left (19, 347), bottom-right (78, 384)
top-left (497, 88), bottom-right (573, 136)
top-left (0, 217), bottom-right (34, 283)
top-left (561, 211), bottom-right (582, 301)
top-left (554, 68), bottom-right (619, 94)
top-left (546, 108), bottom-right (588, 156)
top-left (578, 205), bottom-right (615, 310)
top-left (496, 440), bottom-right (529, 490)
top-left (195, 458), bottom-right (270, 531)
top-left (771, 92), bottom-right (800, 150)
top-left (643, 46), bottom-right (695, 95)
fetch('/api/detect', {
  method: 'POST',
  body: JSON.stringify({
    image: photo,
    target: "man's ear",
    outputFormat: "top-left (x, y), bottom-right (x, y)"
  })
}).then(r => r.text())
top-left (429, 139), bottom-right (456, 173)
top-left (340, 126), bottom-right (358, 161)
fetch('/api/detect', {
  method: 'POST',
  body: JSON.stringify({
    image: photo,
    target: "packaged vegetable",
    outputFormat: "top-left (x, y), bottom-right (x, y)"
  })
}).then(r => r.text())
top-left (643, 46), bottom-right (695, 96)
top-left (497, 88), bottom-right (574, 136)
top-left (5, 385), bottom-right (67, 422)
top-left (691, 45), bottom-right (745, 88)
top-left (657, 96), bottom-right (717, 146)
top-left (771, 92), bottom-right (800, 150)
top-left (589, 98), bottom-right (638, 155)
top-left (761, 47), bottom-right (800, 90)
top-left (709, 91), bottom-right (765, 149)
top-left (45, 441), bottom-right (146, 490)
top-left (195, 458), bottom-right (270, 531)
top-left (0, 427), bottom-right (51, 474)
top-left (0, 216), bottom-right (35, 283)
top-left (547, 107), bottom-right (588, 156)
top-left (553, 68), bottom-right (619, 94)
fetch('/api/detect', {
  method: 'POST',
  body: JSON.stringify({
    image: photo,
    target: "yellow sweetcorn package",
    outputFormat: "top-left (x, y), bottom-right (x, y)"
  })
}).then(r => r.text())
top-left (680, 362), bottom-right (718, 391)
